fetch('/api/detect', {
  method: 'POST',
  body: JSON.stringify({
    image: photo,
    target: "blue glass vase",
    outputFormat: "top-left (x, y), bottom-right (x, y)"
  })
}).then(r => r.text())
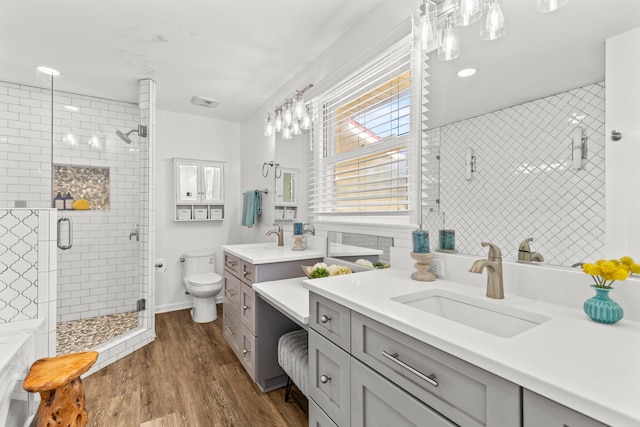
top-left (583, 285), bottom-right (624, 324)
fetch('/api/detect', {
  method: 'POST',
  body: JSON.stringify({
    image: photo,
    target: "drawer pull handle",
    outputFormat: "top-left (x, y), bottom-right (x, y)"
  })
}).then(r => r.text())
top-left (382, 351), bottom-right (439, 388)
top-left (225, 261), bottom-right (237, 267)
top-left (320, 375), bottom-right (331, 384)
top-left (224, 326), bottom-right (234, 336)
top-left (320, 314), bottom-right (331, 324)
top-left (243, 349), bottom-right (249, 354)
top-left (225, 289), bottom-right (236, 297)
top-left (243, 305), bottom-right (250, 311)
top-left (243, 270), bottom-right (250, 277)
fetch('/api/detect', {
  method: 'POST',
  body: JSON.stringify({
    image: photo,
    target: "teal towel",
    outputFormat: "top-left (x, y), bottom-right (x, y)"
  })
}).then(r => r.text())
top-left (242, 190), bottom-right (262, 227)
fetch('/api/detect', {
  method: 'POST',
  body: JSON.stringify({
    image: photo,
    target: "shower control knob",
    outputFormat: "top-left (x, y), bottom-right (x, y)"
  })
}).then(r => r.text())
top-left (611, 130), bottom-right (623, 141)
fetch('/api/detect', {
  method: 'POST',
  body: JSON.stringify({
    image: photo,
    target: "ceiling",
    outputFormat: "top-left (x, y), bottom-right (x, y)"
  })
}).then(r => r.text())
top-left (0, 0), bottom-right (385, 122)
top-left (1, 1), bottom-right (639, 126)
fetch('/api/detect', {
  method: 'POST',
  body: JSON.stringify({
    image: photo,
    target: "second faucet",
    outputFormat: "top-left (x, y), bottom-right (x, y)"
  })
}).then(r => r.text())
top-left (267, 224), bottom-right (284, 247)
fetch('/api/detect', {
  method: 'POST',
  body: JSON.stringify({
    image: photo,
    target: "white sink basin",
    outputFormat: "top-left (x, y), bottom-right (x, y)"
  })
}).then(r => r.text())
top-left (392, 289), bottom-right (550, 338)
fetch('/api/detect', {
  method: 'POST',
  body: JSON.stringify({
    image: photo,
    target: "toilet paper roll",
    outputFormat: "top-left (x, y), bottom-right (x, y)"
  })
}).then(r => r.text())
top-left (154, 258), bottom-right (167, 272)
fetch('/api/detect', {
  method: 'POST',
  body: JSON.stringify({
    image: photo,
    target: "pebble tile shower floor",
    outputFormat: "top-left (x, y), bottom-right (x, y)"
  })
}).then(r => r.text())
top-left (56, 311), bottom-right (138, 355)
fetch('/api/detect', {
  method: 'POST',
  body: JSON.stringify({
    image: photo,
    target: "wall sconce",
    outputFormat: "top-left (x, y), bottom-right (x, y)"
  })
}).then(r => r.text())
top-left (465, 147), bottom-right (476, 180)
top-left (571, 126), bottom-right (588, 170)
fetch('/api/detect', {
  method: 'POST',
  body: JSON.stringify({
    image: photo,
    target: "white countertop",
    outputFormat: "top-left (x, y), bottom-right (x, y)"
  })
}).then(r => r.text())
top-left (221, 242), bottom-right (325, 264)
top-left (252, 277), bottom-right (309, 327)
top-left (304, 268), bottom-right (640, 427)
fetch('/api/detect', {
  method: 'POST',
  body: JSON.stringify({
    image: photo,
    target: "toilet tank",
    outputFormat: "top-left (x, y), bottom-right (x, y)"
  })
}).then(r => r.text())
top-left (182, 251), bottom-right (216, 278)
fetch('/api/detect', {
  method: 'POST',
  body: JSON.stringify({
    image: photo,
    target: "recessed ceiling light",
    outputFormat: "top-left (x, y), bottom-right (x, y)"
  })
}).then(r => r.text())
top-left (36, 66), bottom-right (60, 76)
top-left (457, 68), bottom-right (477, 78)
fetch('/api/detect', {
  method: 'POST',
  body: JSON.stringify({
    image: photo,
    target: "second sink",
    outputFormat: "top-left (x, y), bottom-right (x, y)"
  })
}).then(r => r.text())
top-left (392, 289), bottom-right (550, 338)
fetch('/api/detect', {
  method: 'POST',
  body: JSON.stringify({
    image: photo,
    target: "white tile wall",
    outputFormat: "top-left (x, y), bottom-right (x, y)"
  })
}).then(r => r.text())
top-left (0, 81), bottom-right (142, 322)
top-left (422, 82), bottom-right (606, 266)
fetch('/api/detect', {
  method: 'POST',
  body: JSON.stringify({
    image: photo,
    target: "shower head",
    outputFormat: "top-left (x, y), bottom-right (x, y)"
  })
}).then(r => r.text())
top-left (115, 125), bottom-right (147, 145)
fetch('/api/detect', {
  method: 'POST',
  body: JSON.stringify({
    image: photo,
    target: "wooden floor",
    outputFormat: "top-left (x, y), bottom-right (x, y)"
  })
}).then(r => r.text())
top-left (83, 307), bottom-right (308, 427)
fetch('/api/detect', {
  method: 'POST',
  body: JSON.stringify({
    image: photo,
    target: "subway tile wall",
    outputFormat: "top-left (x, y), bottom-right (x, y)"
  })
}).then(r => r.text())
top-left (0, 81), bottom-right (141, 322)
top-left (422, 82), bottom-right (605, 266)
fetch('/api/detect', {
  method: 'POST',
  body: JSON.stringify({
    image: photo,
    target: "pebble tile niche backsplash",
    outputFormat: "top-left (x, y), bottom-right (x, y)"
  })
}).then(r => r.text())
top-left (53, 165), bottom-right (110, 210)
top-left (422, 82), bottom-right (605, 266)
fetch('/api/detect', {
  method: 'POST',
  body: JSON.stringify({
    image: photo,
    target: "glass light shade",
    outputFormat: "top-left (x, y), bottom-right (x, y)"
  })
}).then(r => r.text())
top-left (264, 113), bottom-right (274, 137)
top-left (294, 93), bottom-right (305, 120)
top-left (282, 126), bottom-right (292, 140)
top-left (537, 0), bottom-right (570, 12)
top-left (282, 101), bottom-right (293, 127)
top-left (292, 119), bottom-right (302, 135)
top-left (438, 15), bottom-right (461, 61)
top-left (420, 0), bottom-right (438, 52)
top-left (480, 0), bottom-right (506, 41)
top-left (274, 110), bottom-right (283, 132)
top-left (300, 107), bottom-right (312, 130)
top-left (454, 0), bottom-right (482, 26)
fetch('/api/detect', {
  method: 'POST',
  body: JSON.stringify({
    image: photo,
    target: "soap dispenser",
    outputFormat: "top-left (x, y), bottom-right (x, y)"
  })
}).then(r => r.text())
top-left (54, 192), bottom-right (64, 210)
top-left (64, 192), bottom-right (74, 210)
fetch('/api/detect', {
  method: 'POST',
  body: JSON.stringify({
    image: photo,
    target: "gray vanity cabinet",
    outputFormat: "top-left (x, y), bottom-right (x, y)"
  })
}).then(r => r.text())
top-left (350, 358), bottom-right (455, 427)
top-left (308, 291), bottom-right (521, 427)
top-left (523, 390), bottom-right (607, 427)
top-left (310, 400), bottom-right (338, 427)
top-left (223, 251), bottom-right (322, 392)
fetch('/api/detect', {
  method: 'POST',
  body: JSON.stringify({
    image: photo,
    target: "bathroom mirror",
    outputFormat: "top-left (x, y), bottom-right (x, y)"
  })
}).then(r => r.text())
top-left (327, 231), bottom-right (392, 265)
top-left (421, 2), bottom-right (640, 267)
top-left (275, 168), bottom-right (297, 205)
top-left (274, 167), bottom-right (298, 220)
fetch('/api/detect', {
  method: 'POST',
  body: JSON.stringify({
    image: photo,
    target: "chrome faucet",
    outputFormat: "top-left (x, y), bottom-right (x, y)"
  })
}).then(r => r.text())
top-left (129, 224), bottom-right (140, 241)
top-left (303, 222), bottom-right (315, 236)
top-left (267, 223), bottom-right (284, 247)
top-left (517, 237), bottom-right (544, 262)
top-left (469, 242), bottom-right (504, 299)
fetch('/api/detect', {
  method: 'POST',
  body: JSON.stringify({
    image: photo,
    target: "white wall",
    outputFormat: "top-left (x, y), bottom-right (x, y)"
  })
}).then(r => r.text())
top-left (239, 0), bottom-right (422, 244)
top-left (154, 109), bottom-right (241, 313)
top-left (606, 26), bottom-right (640, 261)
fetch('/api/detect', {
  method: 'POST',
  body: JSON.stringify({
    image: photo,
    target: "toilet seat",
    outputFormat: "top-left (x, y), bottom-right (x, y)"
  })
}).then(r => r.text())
top-left (187, 272), bottom-right (222, 287)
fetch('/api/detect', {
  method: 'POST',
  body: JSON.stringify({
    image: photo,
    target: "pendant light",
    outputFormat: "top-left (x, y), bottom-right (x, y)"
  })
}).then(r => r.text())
top-left (420, 0), bottom-right (438, 52)
top-left (300, 105), bottom-right (312, 130)
top-left (293, 91), bottom-right (305, 120)
top-left (282, 126), bottom-right (292, 140)
top-left (282, 99), bottom-right (293, 127)
top-left (454, 0), bottom-right (482, 27)
top-left (274, 108), bottom-right (283, 133)
top-left (480, 0), bottom-right (506, 41)
top-left (537, 0), bottom-right (570, 13)
top-left (438, 13), bottom-right (460, 61)
top-left (264, 113), bottom-right (274, 137)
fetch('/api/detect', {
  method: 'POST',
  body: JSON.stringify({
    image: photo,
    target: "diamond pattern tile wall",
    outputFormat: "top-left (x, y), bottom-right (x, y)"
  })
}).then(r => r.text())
top-left (423, 83), bottom-right (605, 266)
top-left (0, 209), bottom-right (39, 322)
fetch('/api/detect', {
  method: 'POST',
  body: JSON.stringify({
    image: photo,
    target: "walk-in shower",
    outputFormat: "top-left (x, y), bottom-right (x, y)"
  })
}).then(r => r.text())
top-left (116, 124), bottom-right (148, 145)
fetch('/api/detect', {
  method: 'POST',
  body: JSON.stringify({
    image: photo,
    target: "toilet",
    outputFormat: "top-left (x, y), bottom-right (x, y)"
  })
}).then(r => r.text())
top-left (181, 251), bottom-right (223, 323)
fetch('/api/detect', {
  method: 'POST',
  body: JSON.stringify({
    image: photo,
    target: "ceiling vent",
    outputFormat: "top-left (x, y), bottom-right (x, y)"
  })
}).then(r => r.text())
top-left (191, 96), bottom-right (220, 108)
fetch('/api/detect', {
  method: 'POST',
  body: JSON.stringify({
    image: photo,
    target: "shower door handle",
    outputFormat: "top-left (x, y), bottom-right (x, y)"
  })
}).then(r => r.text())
top-left (57, 217), bottom-right (73, 250)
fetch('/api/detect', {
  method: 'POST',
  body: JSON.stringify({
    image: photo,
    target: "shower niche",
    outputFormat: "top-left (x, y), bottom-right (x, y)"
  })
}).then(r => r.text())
top-left (174, 158), bottom-right (225, 221)
top-left (53, 165), bottom-right (110, 210)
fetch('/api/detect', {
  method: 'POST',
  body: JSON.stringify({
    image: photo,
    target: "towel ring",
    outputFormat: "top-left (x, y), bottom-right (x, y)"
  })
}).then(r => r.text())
top-left (274, 163), bottom-right (282, 179)
top-left (262, 161), bottom-right (274, 177)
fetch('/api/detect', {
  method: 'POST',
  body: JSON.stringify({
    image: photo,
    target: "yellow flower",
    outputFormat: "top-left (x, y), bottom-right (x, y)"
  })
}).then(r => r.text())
top-left (620, 256), bottom-right (635, 266)
top-left (583, 255), bottom-right (638, 288)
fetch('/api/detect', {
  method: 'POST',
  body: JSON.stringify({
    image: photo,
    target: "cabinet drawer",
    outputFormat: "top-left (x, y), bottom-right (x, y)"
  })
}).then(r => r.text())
top-left (223, 272), bottom-right (242, 312)
top-left (223, 306), bottom-right (241, 355)
top-left (223, 252), bottom-right (241, 277)
top-left (523, 390), bottom-right (607, 427)
top-left (351, 312), bottom-right (520, 427)
top-left (309, 329), bottom-right (351, 427)
top-left (239, 325), bottom-right (256, 381)
top-left (241, 260), bottom-right (255, 284)
top-left (310, 399), bottom-right (338, 427)
top-left (351, 358), bottom-right (455, 427)
top-left (310, 292), bottom-right (351, 352)
top-left (240, 282), bottom-right (256, 335)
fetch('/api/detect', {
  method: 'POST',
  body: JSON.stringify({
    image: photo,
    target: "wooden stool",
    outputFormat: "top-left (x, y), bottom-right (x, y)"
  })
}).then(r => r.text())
top-left (23, 351), bottom-right (98, 427)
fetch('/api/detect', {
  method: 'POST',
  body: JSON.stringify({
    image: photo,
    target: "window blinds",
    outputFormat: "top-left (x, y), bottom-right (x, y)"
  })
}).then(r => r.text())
top-left (308, 36), bottom-right (418, 218)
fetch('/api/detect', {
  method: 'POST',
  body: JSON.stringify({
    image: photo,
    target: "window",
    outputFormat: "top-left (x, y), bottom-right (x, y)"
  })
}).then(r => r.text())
top-left (309, 36), bottom-right (419, 221)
